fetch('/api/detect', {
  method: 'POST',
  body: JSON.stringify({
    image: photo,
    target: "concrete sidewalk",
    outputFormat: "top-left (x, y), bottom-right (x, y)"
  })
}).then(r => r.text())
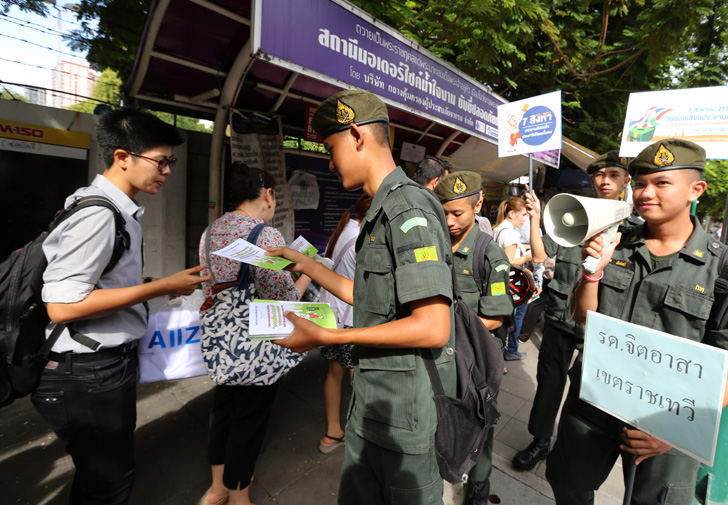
top-left (0, 330), bottom-right (625, 504)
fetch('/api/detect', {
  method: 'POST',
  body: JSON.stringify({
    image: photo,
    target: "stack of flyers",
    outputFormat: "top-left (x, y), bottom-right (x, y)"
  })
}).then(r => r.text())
top-left (248, 300), bottom-right (336, 340)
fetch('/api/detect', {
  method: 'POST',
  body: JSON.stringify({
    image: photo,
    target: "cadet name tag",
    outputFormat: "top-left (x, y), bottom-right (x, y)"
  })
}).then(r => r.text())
top-left (414, 246), bottom-right (438, 262)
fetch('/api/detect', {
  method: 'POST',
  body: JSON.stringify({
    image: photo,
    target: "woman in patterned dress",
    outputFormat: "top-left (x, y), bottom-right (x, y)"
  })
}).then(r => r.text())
top-left (199, 164), bottom-right (310, 505)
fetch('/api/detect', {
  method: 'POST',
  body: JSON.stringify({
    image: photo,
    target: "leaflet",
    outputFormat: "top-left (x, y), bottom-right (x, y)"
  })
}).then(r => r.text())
top-left (248, 300), bottom-right (336, 340)
top-left (289, 236), bottom-right (318, 258)
top-left (212, 235), bottom-right (318, 271)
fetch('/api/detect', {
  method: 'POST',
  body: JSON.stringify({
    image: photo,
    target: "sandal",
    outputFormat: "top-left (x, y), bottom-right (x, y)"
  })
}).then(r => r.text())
top-left (319, 433), bottom-right (345, 454)
top-left (200, 488), bottom-right (229, 505)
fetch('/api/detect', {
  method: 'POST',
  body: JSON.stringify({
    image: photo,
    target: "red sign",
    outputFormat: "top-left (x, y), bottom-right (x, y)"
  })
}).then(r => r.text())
top-left (304, 104), bottom-right (321, 142)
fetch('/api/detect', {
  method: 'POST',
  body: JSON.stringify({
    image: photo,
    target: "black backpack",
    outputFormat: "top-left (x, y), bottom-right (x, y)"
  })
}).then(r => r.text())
top-left (0, 196), bottom-right (130, 407)
top-left (383, 181), bottom-right (505, 483)
top-left (423, 267), bottom-right (505, 484)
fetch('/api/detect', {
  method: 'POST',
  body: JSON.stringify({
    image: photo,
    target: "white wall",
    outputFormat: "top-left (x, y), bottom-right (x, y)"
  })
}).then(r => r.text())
top-left (0, 100), bottom-right (188, 277)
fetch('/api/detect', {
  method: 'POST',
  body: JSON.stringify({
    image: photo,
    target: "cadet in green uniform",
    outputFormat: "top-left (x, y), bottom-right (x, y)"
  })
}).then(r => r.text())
top-left (546, 139), bottom-right (728, 505)
top-left (267, 90), bottom-right (456, 505)
top-left (434, 172), bottom-right (513, 505)
top-left (514, 151), bottom-right (634, 471)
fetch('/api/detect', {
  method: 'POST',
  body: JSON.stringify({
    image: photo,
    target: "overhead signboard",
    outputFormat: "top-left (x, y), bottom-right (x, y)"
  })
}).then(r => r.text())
top-left (619, 86), bottom-right (728, 159)
top-left (0, 119), bottom-right (89, 160)
top-left (582, 311), bottom-right (728, 466)
top-left (533, 149), bottom-right (561, 169)
top-left (497, 91), bottom-right (562, 158)
top-left (252, 0), bottom-right (505, 143)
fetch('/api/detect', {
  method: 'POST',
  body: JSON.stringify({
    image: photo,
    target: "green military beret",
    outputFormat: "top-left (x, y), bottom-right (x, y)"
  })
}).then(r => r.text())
top-left (434, 171), bottom-right (482, 202)
top-left (587, 150), bottom-right (630, 175)
top-left (312, 90), bottom-right (389, 140)
top-left (628, 139), bottom-right (706, 176)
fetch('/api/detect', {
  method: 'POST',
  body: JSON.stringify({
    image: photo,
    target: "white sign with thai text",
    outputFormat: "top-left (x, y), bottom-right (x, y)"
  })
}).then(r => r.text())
top-left (582, 311), bottom-right (728, 466)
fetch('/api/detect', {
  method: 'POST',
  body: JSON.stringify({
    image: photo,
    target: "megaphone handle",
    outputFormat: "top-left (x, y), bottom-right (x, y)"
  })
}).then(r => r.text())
top-left (582, 224), bottom-right (620, 275)
top-left (582, 254), bottom-right (601, 275)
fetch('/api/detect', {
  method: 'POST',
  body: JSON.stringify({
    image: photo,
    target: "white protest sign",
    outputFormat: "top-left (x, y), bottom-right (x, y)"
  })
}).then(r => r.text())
top-left (498, 91), bottom-right (562, 158)
top-left (619, 86), bottom-right (728, 159)
top-left (582, 311), bottom-right (728, 465)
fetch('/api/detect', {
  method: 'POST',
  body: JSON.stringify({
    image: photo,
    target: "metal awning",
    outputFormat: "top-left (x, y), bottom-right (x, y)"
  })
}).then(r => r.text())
top-left (125, 0), bottom-right (473, 155)
top-left (125, 0), bottom-right (599, 211)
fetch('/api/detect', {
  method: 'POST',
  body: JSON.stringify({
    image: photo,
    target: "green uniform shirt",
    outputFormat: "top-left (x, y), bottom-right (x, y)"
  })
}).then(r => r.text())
top-left (542, 211), bottom-right (644, 338)
top-left (351, 167), bottom-right (456, 454)
top-left (595, 216), bottom-right (728, 349)
top-left (452, 226), bottom-right (513, 319)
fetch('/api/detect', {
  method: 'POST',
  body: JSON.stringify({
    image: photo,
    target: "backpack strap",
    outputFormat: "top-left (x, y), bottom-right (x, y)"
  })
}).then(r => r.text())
top-left (331, 235), bottom-right (358, 272)
top-left (715, 244), bottom-right (728, 296)
top-left (237, 223), bottom-right (271, 291)
top-left (55, 196), bottom-right (131, 275)
top-left (422, 348), bottom-right (446, 396)
top-left (472, 232), bottom-right (493, 297)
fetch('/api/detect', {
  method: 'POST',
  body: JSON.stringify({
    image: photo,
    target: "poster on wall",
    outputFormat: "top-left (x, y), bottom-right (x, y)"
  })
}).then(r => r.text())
top-left (288, 170), bottom-right (320, 210)
top-left (286, 153), bottom-right (362, 252)
top-left (497, 91), bottom-right (562, 158)
top-left (619, 86), bottom-right (728, 159)
top-left (229, 110), bottom-right (295, 243)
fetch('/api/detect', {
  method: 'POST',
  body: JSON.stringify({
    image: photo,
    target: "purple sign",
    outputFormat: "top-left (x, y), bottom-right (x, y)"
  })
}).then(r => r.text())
top-left (255, 0), bottom-right (505, 141)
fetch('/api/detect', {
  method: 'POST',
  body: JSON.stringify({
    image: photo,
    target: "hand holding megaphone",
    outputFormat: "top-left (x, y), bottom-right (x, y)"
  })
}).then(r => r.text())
top-left (543, 194), bottom-right (631, 274)
top-left (581, 231), bottom-right (622, 275)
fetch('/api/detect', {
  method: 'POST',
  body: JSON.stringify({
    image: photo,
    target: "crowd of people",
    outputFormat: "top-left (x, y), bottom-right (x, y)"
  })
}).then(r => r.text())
top-left (30, 90), bottom-right (727, 505)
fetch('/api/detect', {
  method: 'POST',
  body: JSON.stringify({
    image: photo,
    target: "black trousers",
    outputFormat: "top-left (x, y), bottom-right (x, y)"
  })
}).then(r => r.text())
top-left (31, 348), bottom-right (138, 505)
top-left (208, 382), bottom-right (279, 490)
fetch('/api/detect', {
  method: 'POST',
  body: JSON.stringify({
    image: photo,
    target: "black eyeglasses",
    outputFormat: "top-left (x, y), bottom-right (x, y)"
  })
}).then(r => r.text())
top-left (127, 151), bottom-right (177, 173)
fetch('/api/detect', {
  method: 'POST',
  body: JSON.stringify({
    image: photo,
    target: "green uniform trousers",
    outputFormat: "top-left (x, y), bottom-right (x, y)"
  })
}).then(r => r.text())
top-left (528, 322), bottom-right (582, 440)
top-left (338, 414), bottom-right (443, 505)
top-left (466, 426), bottom-right (494, 482)
top-left (546, 376), bottom-right (699, 505)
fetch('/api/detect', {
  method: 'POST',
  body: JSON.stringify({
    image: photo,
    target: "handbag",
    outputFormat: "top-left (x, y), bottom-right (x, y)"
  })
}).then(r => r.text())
top-left (199, 222), bottom-right (303, 386)
top-left (137, 291), bottom-right (208, 384)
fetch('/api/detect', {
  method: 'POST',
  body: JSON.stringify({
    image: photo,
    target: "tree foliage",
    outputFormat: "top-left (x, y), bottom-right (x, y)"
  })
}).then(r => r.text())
top-left (1, 0), bottom-right (150, 78)
top-left (1, 89), bottom-right (29, 101)
top-left (352, 0), bottom-right (728, 152)
top-left (68, 67), bottom-right (122, 112)
top-left (700, 160), bottom-right (728, 220)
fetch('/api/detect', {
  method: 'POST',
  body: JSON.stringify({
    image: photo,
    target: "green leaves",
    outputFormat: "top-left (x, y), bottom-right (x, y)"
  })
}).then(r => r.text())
top-left (354, 0), bottom-right (728, 153)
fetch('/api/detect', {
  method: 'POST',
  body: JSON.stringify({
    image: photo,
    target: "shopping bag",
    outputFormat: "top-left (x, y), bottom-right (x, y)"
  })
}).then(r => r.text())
top-left (138, 290), bottom-right (208, 384)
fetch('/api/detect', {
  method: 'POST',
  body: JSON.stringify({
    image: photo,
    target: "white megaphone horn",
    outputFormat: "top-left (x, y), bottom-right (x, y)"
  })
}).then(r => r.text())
top-left (543, 194), bottom-right (631, 274)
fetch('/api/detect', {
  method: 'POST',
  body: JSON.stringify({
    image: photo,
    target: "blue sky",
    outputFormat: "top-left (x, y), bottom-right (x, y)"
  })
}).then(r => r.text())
top-left (0, 4), bottom-right (92, 99)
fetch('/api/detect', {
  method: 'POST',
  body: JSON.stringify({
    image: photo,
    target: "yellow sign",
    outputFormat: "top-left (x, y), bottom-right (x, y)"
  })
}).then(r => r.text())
top-left (0, 119), bottom-right (90, 149)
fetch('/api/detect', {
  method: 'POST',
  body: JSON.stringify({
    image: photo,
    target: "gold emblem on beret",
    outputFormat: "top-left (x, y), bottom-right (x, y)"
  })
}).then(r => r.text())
top-left (453, 177), bottom-right (467, 194)
top-left (621, 157), bottom-right (627, 166)
top-left (336, 100), bottom-right (355, 125)
top-left (653, 144), bottom-right (675, 167)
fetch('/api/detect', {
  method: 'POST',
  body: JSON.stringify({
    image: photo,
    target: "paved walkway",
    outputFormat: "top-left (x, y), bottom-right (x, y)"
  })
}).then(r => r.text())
top-left (0, 328), bottom-right (625, 504)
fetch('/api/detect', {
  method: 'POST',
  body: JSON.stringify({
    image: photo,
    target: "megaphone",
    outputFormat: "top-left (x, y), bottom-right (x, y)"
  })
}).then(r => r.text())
top-left (543, 194), bottom-right (631, 274)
